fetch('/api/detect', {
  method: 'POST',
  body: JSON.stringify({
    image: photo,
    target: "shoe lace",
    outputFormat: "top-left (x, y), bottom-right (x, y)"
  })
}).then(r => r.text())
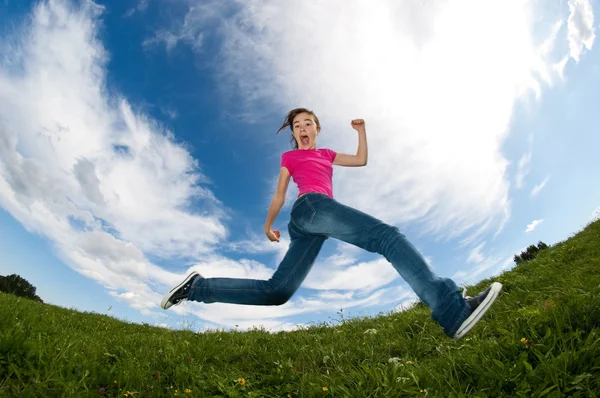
top-left (462, 287), bottom-right (472, 300)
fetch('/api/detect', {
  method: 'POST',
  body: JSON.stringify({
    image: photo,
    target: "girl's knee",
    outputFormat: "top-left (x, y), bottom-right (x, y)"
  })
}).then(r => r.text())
top-left (368, 224), bottom-right (407, 255)
top-left (268, 289), bottom-right (294, 305)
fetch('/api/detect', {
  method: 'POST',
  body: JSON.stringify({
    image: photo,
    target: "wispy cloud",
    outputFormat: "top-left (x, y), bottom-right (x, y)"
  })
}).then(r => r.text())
top-left (142, 1), bottom-right (228, 53)
top-left (160, 106), bottom-right (179, 120)
top-left (143, 30), bottom-right (203, 53)
top-left (566, 0), bottom-right (596, 63)
top-left (530, 175), bottom-right (550, 197)
top-left (467, 243), bottom-right (486, 264)
top-left (123, 0), bottom-right (148, 18)
top-left (202, 0), bottom-right (575, 243)
top-left (454, 253), bottom-right (515, 284)
top-left (494, 255), bottom-right (520, 275)
top-left (304, 258), bottom-right (399, 292)
top-left (525, 219), bottom-right (544, 233)
top-left (453, 253), bottom-right (505, 284)
top-left (515, 152), bottom-right (532, 189)
top-left (152, 2), bottom-right (590, 244)
top-left (180, 282), bottom-right (411, 331)
top-left (0, 0), bottom-right (229, 314)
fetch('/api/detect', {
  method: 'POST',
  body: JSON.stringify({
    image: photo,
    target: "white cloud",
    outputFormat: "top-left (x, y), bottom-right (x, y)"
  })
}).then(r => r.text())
top-left (225, 233), bottom-right (285, 255)
top-left (515, 152), bottom-right (532, 189)
top-left (0, 0), bottom-right (230, 313)
top-left (566, 0), bottom-right (596, 62)
top-left (454, 252), bottom-right (516, 285)
top-left (553, 55), bottom-right (570, 80)
top-left (496, 255), bottom-right (519, 274)
top-left (530, 175), bottom-right (550, 197)
top-left (317, 291), bottom-right (355, 301)
top-left (190, 256), bottom-right (275, 280)
top-left (534, 20), bottom-right (567, 94)
top-left (525, 219), bottom-right (543, 233)
top-left (180, 282), bottom-right (411, 331)
top-left (177, 0), bottom-right (574, 243)
top-left (123, 0), bottom-right (148, 18)
top-left (160, 106), bottom-right (179, 120)
top-left (303, 258), bottom-right (399, 292)
top-left (143, 30), bottom-right (203, 53)
top-left (467, 242), bottom-right (486, 264)
top-left (142, 2), bottom-right (229, 53)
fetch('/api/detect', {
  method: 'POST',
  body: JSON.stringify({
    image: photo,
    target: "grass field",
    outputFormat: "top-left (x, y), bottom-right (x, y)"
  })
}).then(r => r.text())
top-left (1, 220), bottom-right (599, 397)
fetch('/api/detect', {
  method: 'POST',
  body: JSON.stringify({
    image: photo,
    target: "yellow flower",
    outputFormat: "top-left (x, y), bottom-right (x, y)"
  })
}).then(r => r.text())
top-left (420, 388), bottom-right (427, 393)
top-left (238, 377), bottom-right (246, 385)
top-left (124, 392), bottom-right (133, 398)
top-left (520, 337), bottom-right (532, 347)
top-left (322, 387), bottom-right (328, 391)
top-left (406, 360), bottom-right (413, 365)
top-left (184, 389), bottom-right (192, 395)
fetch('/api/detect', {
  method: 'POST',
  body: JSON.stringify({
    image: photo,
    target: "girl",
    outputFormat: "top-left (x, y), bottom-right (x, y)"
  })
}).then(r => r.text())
top-left (161, 108), bottom-right (502, 339)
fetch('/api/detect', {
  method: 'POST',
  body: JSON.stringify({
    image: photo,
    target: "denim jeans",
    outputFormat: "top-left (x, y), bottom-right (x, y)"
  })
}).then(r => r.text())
top-left (188, 193), bottom-right (470, 336)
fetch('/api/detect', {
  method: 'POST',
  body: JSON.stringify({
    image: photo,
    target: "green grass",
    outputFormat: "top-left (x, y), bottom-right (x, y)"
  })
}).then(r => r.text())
top-left (2, 220), bottom-right (600, 397)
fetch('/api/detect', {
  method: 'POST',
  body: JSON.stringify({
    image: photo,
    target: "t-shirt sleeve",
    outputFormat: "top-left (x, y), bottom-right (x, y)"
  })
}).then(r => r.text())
top-left (281, 152), bottom-right (291, 172)
top-left (324, 148), bottom-right (337, 163)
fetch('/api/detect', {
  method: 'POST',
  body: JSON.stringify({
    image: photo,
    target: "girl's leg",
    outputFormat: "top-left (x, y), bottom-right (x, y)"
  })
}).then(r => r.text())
top-left (187, 222), bottom-right (326, 305)
top-left (293, 193), bottom-right (470, 336)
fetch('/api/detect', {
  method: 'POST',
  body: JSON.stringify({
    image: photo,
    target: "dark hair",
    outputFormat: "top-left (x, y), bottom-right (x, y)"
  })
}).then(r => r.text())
top-left (276, 108), bottom-right (321, 149)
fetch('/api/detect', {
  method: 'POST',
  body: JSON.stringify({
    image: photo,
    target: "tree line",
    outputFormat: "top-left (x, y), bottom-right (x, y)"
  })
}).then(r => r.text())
top-left (0, 274), bottom-right (43, 302)
top-left (514, 241), bottom-right (549, 265)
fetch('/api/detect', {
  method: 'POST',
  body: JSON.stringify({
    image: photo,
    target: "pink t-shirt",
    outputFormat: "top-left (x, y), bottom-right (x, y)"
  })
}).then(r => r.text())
top-left (281, 148), bottom-right (337, 198)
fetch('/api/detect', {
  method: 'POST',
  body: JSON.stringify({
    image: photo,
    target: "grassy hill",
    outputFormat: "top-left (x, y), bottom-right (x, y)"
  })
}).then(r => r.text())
top-left (1, 220), bottom-right (599, 397)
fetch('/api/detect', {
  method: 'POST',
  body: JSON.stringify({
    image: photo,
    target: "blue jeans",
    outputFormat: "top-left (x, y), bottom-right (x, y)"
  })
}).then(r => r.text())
top-left (188, 193), bottom-right (470, 336)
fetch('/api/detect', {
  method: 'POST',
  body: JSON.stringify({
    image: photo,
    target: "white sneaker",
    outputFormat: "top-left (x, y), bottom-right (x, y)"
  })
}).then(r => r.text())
top-left (453, 282), bottom-right (502, 340)
top-left (160, 272), bottom-right (201, 310)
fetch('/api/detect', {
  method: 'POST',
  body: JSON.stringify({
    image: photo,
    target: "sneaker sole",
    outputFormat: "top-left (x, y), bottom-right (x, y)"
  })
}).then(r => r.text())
top-left (453, 282), bottom-right (502, 340)
top-left (160, 271), bottom-right (199, 310)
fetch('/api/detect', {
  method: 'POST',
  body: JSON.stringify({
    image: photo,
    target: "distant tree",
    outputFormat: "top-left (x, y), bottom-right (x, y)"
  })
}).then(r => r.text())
top-left (0, 274), bottom-right (43, 302)
top-left (514, 241), bottom-right (549, 265)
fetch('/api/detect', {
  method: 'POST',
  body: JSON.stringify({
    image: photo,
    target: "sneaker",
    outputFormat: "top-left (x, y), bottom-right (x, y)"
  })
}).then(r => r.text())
top-left (453, 282), bottom-right (502, 340)
top-left (161, 271), bottom-right (201, 310)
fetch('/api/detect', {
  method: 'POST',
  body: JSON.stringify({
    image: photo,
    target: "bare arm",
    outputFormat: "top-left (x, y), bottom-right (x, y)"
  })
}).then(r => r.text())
top-left (333, 119), bottom-right (368, 167)
top-left (264, 166), bottom-right (291, 242)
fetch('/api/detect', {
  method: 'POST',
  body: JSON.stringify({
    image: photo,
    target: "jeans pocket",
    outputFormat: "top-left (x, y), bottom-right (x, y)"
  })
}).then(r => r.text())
top-left (290, 197), bottom-right (316, 231)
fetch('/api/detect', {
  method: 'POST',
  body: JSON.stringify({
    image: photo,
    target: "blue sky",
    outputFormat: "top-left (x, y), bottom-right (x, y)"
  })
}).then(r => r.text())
top-left (0, 0), bottom-right (598, 332)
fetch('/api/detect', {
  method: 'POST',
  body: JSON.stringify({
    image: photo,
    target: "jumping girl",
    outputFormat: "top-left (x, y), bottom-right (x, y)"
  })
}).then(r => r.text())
top-left (161, 108), bottom-right (502, 339)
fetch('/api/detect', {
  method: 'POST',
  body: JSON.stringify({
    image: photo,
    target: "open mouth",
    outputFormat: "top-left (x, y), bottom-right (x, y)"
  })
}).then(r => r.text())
top-left (300, 135), bottom-right (309, 146)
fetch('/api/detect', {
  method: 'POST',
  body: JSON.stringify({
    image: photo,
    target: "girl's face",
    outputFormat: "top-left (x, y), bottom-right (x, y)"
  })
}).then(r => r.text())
top-left (292, 112), bottom-right (320, 150)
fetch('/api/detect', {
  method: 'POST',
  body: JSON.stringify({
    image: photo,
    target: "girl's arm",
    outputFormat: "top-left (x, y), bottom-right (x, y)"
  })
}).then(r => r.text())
top-left (264, 166), bottom-right (291, 242)
top-left (333, 119), bottom-right (368, 167)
